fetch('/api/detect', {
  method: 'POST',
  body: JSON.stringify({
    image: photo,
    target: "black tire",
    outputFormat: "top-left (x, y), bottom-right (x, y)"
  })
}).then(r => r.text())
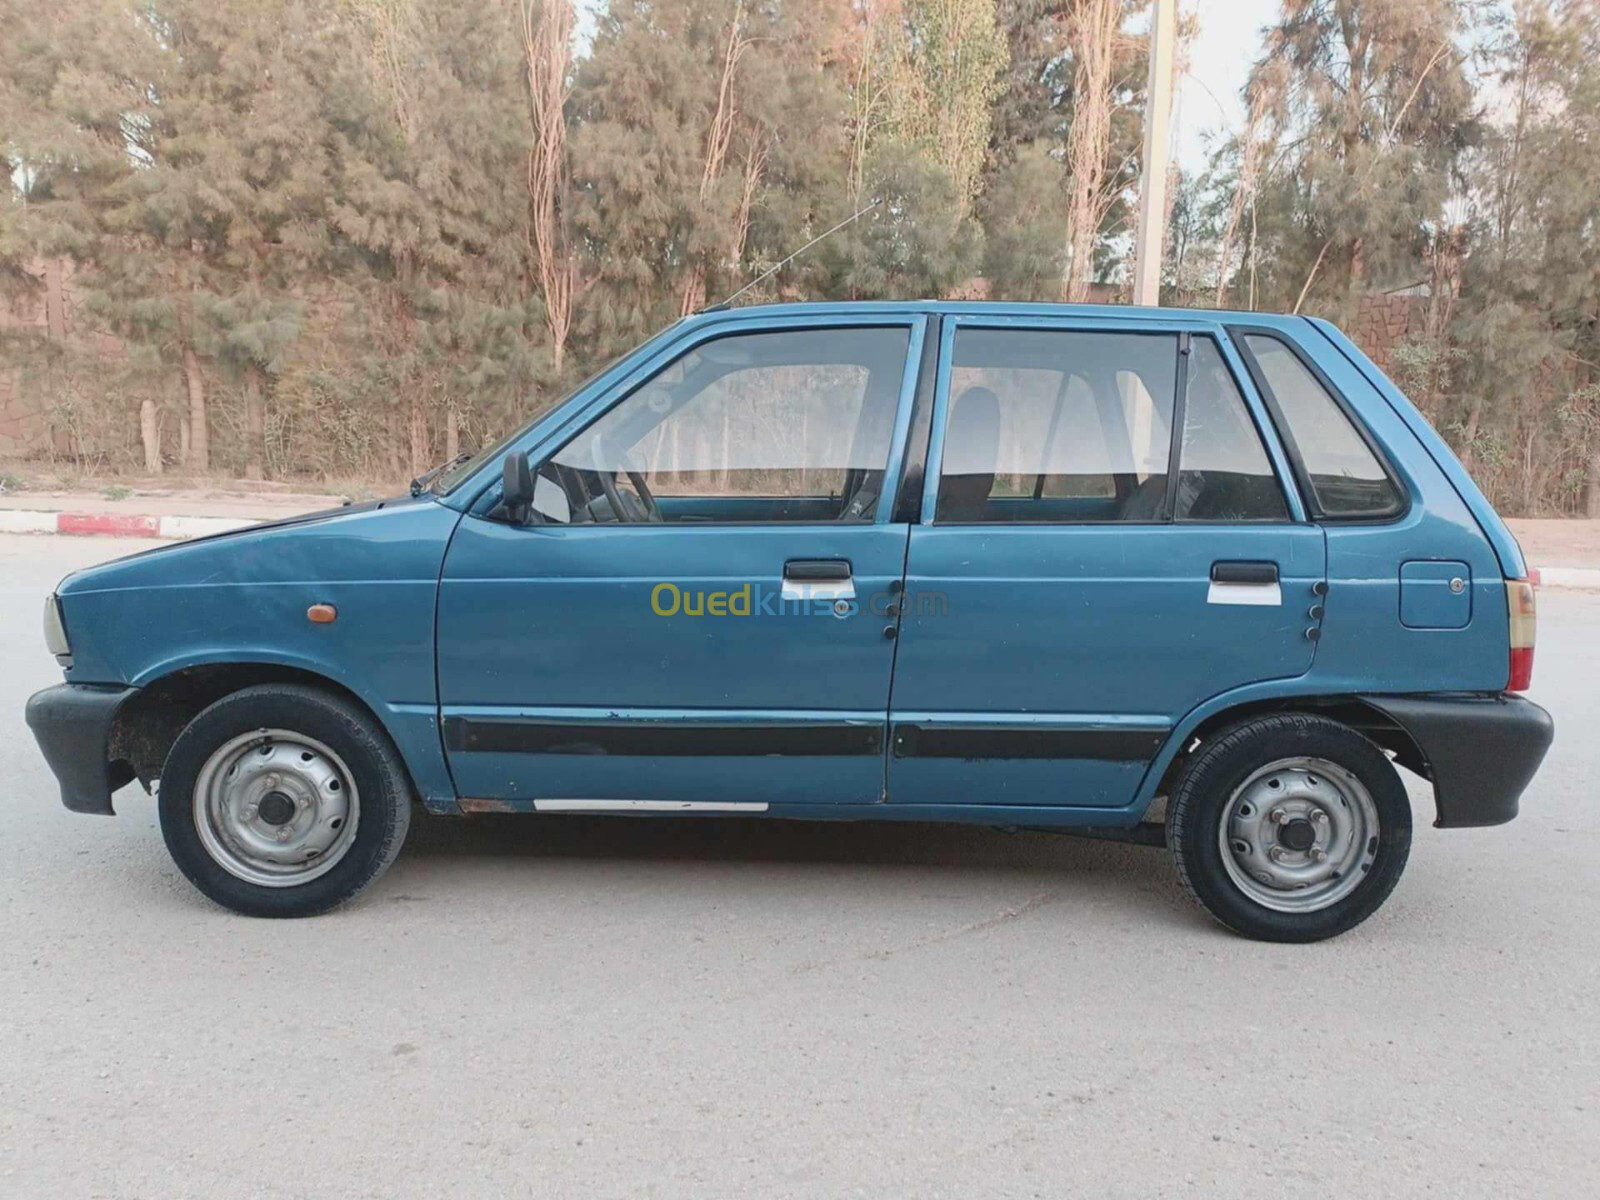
top-left (1166, 713), bottom-right (1412, 942)
top-left (158, 684), bottom-right (413, 917)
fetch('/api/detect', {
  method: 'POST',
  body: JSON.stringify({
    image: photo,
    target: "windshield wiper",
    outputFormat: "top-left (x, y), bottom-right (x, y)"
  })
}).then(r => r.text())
top-left (409, 452), bottom-right (473, 497)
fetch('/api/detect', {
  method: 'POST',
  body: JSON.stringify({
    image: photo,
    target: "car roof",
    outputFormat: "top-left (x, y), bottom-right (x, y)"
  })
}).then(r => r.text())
top-left (685, 299), bottom-right (1314, 333)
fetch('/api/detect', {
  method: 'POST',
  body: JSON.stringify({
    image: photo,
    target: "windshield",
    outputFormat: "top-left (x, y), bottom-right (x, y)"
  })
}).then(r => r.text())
top-left (430, 330), bottom-right (682, 497)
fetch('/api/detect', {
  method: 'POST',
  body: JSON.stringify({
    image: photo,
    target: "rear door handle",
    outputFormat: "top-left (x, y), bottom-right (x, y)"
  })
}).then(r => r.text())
top-left (1208, 560), bottom-right (1282, 607)
top-left (785, 560), bottom-right (852, 581)
top-left (783, 559), bottom-right (855, 601)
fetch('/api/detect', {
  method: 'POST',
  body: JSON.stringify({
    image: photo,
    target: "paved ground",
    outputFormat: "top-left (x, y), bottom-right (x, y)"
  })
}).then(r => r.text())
top-left (1, 534), bottom-right (1595, 1199)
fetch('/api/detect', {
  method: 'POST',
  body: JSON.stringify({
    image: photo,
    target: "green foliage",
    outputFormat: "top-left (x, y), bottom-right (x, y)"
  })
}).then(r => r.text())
top-left (1437, 0), bottom-right (1600, 513)
top-left (1247, 0), bottom-right (1477, 316)
top-left (890, 0), bottom-right (1009, 203)
top-left (982, 144), bottom-right (1066, 300)
top-left (815, 141), bottom-right (984, 299)
top-left (1, 0), bottom-right (1595, 515)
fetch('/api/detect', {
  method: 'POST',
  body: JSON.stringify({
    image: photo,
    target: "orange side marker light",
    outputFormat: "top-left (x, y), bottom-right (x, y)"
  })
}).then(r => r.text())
top-left (307, 603), bottom-right (338, 625)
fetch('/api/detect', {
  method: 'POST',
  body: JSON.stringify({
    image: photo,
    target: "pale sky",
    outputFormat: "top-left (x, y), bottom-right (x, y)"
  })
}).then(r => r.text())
top-left (1174, 0), bottom-right (1280, 172)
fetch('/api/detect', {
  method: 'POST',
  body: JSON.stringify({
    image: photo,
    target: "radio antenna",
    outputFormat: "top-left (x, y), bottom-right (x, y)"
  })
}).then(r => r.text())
top-left (709, 199), bottom-right (881, 310)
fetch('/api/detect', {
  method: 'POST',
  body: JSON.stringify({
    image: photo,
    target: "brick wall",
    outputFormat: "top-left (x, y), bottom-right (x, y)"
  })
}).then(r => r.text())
top-left (1349, 293), bottom-right (1430, 373)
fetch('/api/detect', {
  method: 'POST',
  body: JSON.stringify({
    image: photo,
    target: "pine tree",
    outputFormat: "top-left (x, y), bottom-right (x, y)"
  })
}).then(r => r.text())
top-left (982, 143), bottom-right (1067, 299)
top-left (1444, 0), bottom-right (1600, 511)
top-left (332, 0), bottom-right (541, 473)
top-left (889, 0), bottom-right (1009, 207)
top-left (1247, 0), bottom-right (1476, 317)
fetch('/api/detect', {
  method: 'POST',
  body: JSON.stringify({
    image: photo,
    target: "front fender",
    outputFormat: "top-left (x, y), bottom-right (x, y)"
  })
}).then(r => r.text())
top-left (54, 498), bottom-right (462, 811)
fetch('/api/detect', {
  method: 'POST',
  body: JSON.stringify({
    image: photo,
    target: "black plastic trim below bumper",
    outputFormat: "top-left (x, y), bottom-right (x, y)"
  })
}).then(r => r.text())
top-left (1362, 693), bottom-right (1554, 829)
top-left (25, 683), bottom-right (139, 816)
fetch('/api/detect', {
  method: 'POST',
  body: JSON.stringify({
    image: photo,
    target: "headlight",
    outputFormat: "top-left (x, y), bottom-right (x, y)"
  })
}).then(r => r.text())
top-left (43, 594), bottom-right (71, 660)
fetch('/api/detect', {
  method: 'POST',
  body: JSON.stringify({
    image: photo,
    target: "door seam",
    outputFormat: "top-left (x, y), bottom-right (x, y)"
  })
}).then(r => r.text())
top-left (879, 523), bottom-right (915, 802)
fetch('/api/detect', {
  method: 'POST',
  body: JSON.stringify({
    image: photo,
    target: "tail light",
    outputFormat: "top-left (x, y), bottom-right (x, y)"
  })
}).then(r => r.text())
top-left (1506, 579), bottom-right (1536, 691)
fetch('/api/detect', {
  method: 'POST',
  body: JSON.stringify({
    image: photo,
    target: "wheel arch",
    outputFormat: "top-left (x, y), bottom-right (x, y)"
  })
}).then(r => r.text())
top-left (109, 661), bottom-right (414, 794)
top-left (1145, 694), bottom-right (1431, 817)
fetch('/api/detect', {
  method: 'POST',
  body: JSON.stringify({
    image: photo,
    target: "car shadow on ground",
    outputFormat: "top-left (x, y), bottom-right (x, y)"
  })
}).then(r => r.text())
top-left (392, 805), bottom-right (1197, 925)
top-left (404, 805), bottom-right (1156, 867)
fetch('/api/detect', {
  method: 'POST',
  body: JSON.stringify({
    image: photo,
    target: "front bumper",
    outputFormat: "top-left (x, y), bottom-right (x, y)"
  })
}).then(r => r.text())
top-left (25, 684), bottom-right (139, 815)
top-left (1364, 693), bottom-right (1554, 828)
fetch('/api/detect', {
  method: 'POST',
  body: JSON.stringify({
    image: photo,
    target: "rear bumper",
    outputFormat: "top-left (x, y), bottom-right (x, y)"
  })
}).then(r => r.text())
top-left (1364, 694), bottom-right (1554, 828)
top-left (25, 683), bottom-right (138, 816)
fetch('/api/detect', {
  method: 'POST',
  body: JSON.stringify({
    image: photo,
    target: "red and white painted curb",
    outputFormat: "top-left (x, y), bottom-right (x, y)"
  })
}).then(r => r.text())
top-left (0, 509), bottom-right (257, 540)
top-left (1527, 565), bottom-right (1600, 590)
top-left (4, 505), bottom-right (1600, 589)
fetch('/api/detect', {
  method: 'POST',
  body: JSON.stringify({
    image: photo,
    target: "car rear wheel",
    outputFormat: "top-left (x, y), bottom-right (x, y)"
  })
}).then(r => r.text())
top-left (1166, 713), bottom-right (1412, 942)
top-left (158, 684), bottom-right (412, 917)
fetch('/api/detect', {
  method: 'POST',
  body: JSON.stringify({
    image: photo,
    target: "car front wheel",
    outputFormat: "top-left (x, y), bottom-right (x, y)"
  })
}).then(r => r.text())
top-left (158, 683), bottom-right (412, 917)
top-left (1166, 713), bottom-right (1413, 942)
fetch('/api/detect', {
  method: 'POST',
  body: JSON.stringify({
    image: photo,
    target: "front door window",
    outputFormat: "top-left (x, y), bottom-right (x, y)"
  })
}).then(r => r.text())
top-left (535, 326), bottom-right (911, 524)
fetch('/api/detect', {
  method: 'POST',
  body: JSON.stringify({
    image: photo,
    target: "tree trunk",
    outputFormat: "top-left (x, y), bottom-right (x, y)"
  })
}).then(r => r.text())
top-left (680, 267), bottom-right (708, 318)
top-left (386, 410), bottom-right (403, 479)
top-left (43, 258), bottom-right (67, 339)
top-left (139, 400), bottom-right (162, 475)
top-left (445, 406), bottom-right (460, 460)
top-left (244, 365), bottom-right (266, 480)
top-left (1586, 446), bottom-right (1600, 519)
top-left (182, 344), bottom-right (209, 472)
top-left (1216, 80), bottom-right (1274, 307)
top-left (522, 0), bottom-right (577, 377)
top-left (409, 399), bottom-right (428, 475)
top-left (1348, 235), bottom-right (1366, 312)
top-left (679, 6), bottom-right (749, 317)
top-left (1460, 398), bottom-right (1484, 477)
top-left (1063, 0), bottom-right (1122, 301)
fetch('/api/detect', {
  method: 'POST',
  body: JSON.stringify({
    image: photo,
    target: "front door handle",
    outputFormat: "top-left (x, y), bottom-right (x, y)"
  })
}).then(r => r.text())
top-left (783, 559), bottom-right (855, 601)
top-left (1210, 561), bottom-right (1279, 585)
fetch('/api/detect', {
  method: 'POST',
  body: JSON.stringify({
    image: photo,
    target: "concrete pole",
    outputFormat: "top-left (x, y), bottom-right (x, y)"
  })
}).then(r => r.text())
top-left (1131, 0), bottom-right (1177, 307)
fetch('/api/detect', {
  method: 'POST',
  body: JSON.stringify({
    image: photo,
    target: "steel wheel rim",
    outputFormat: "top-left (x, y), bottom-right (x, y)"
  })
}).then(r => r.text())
top-left (1218, 756), bottom-right (1380, 914)
top-left (192, 729), bottom-right (360, 888)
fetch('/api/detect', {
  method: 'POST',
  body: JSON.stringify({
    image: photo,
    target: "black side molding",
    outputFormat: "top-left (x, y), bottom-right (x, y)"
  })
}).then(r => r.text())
top-left (1362, 694), bottom-right (1554, 828)
top-left (892, 723), bottom-right (1168, 761)
top-left (443, 717), bottom-right (884, 757)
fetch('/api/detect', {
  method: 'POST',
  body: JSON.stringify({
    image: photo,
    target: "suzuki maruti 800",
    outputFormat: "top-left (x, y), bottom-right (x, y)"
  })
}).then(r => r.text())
top-left (26, 303), bottom-right (1554, 941)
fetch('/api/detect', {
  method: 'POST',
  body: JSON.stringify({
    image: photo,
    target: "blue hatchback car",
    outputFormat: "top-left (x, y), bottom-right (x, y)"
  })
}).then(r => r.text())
top-left (27, 302), bottom-right (1553, 940)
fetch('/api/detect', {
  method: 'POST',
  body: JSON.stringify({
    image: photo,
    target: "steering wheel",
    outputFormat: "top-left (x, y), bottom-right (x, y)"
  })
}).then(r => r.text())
top-left (598, 466), bottom-right (663, 523)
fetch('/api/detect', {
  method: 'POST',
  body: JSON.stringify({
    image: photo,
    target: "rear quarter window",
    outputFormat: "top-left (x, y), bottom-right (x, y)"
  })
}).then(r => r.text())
top-left (1240, 333), bottom-right (1404, 519)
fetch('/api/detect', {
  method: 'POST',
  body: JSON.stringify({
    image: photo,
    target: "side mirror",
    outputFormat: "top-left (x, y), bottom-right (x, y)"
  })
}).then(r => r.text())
top-left (502, 451), bottom-right (534, 524)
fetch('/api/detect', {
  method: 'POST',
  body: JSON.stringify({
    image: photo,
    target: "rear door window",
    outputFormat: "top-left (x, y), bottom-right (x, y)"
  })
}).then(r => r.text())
top-left (934, 329), bottom-right (1178, 523)
top-left (1175, 337), bottom-right (1289, 521)
top-left (1241, 333), bottom-right (1404, 518)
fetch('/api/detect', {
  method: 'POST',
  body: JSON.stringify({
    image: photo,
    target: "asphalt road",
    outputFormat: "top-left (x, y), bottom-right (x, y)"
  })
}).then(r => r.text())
top-left (2, 533), bottom-right (1596, 1199)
